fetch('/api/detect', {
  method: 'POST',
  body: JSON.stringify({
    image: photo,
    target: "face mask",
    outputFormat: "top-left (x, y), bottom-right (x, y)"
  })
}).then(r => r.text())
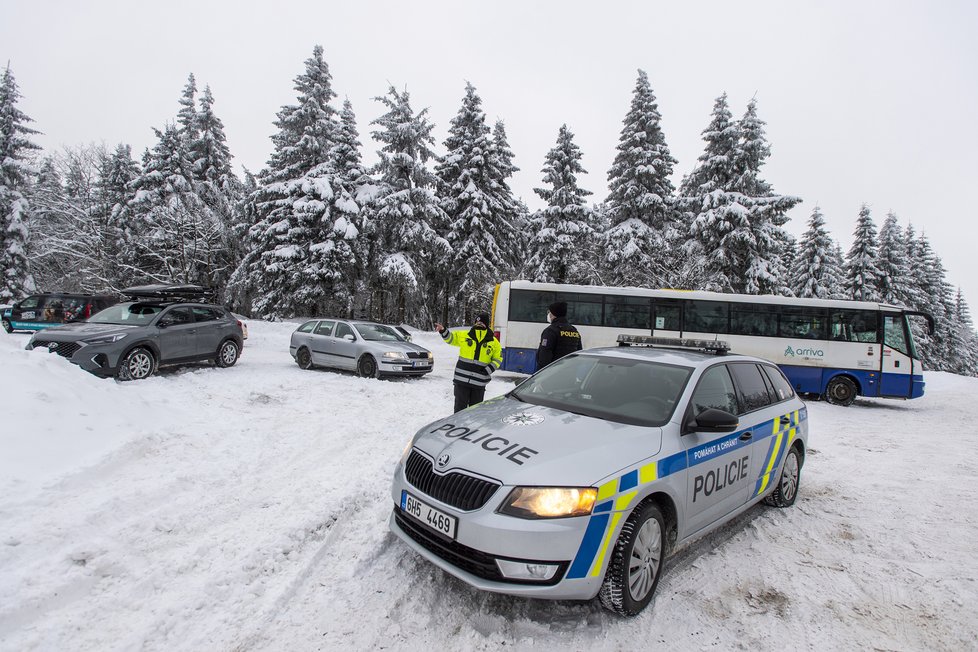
top-left (547, 312), bottom-right (555, 323)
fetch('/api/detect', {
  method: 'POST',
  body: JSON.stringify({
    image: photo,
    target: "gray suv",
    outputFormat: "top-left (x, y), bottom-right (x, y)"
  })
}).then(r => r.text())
top-left (26, 285), bottom-right (245, 380)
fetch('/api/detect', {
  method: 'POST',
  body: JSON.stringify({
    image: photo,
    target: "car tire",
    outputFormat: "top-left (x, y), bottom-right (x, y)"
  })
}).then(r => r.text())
top-left (357, 354), bottom-right (380, 379)
top-left (2, 319), bottom-right (11, 333)
top-left (216, 339), bottom-right (240, 368)
top-left (598, 502), bottom-right (665, 617)
top-left (296, 346), bottom-right (314, 370)
top-left (765, 445), bottom-right (802, 508)
top-left (118, 347), bottom-right (157, 381)
top-left (824, 376), bottom-right (857, 406)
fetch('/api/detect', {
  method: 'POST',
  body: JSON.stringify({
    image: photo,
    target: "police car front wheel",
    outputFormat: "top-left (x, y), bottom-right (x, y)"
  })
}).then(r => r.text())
top-left (598, 502), bottom-right (665, 616)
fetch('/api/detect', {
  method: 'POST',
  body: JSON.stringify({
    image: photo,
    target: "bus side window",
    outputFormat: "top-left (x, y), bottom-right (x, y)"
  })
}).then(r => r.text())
top-left (558, 293), bottom-right (603, 326)
top-left (685, 300), bottom-right (728, 333)
top-left (509, 290), bottom-right (555, 323)
top-left (605, 296), bottom-right (651, 329)
top-left (730, 303), bottom-right (778, 336)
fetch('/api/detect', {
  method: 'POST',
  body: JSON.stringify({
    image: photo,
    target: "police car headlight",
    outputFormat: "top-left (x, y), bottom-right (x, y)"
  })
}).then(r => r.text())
top-left (383, 351), bottom-right (409, 362)
top-left (498, 487), bottom-right (597, 519)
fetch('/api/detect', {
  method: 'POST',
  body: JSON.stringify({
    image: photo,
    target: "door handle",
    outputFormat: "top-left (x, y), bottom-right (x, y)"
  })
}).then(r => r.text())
top-left (739, 432), bottom-right (753, 442)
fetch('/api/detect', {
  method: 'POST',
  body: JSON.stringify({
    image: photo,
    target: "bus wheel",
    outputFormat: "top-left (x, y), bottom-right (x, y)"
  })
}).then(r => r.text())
top-left (825, 376), bottom-right (857, 406)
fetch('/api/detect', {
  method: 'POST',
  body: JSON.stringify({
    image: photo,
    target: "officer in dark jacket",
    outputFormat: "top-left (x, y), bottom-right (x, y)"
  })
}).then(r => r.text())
top-left (536, 301), bottom-right (582, 369)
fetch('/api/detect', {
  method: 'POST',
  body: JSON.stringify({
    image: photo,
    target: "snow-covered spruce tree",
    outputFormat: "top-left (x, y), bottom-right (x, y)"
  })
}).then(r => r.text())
top-left (328, 98), bottom-right (372, 317)
top-left (100, 144), bottom-right (142, 288)
top-left (367, 85), bottom-right (448, 324)
top-left (909, 231), bottom-right (955, 370)
top-left (489, 119), bottom-right (529, 279)
top-left (791, 206), bottom-right (845, 299)
top-left (950, 288), bottom-right (978, 376)
top-left (876, 211), bottom-right (910, 305)
top-left (844, 204), bottom-right (882, 301)
top-left (525, 124), bottom-right (596, 284)
top-left (191, 84), bottom-right (245, 298)
top-left (681, 95), bottom-right (800, 294)
top-left (0, 65), bottom-right (41, 301)
top-left (435, 83), bottom-right (512, 322)
top-left (601, 70), bottom-right (679, 288)
top-left (176, 74), bottom-right (199, 146)
top-left (127, 123), bottom-right (225, 286)
top-left (245, 45), bottom-right (357, 319)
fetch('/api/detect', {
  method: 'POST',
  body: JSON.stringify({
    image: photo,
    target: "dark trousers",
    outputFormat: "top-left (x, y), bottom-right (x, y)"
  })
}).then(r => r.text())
top-left (453, 383), bottom-right (486, 413)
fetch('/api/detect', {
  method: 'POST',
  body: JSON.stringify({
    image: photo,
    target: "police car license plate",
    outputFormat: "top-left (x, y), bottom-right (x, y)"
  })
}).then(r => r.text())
top-left (401, 491), bottom-right (457, 539)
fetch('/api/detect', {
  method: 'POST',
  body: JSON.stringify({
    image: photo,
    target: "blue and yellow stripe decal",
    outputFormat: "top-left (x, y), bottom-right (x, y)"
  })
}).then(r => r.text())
top-left (752, 409), bottom-right (801, 497)
top-left (565, 407), bottom-right (806, 580)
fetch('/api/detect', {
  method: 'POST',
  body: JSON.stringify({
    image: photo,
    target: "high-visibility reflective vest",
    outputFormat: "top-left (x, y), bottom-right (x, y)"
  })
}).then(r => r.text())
top-left (442, 327), bottom-right (502, 387)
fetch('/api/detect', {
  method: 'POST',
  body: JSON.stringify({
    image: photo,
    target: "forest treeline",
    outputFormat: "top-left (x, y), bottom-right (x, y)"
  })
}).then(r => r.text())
top-left (1, 48), bottom-right (976, 375)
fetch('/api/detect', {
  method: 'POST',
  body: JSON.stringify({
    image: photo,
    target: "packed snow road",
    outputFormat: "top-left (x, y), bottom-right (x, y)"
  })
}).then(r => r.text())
top-left (1, 321), bottom-right (976, 651)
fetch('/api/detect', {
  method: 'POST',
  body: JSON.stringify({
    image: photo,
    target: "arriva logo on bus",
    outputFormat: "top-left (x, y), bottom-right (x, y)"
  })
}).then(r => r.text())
top-left (784, 345), bottom-right (825, 358)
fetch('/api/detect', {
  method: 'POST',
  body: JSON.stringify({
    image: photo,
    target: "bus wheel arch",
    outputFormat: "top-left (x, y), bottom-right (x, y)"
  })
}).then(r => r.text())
top-left (824, 374), bottom-right (859, 406)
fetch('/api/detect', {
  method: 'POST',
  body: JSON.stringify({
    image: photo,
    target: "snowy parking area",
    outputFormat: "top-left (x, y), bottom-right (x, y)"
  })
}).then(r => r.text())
top-left (1, 322), bottom-right (976, 651)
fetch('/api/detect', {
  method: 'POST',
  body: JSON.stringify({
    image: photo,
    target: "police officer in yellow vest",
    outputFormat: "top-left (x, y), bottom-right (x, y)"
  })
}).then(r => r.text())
top-left (434, 312), bottom-right (502, 413)
top-left (536, 301), bottom-right (582, 369)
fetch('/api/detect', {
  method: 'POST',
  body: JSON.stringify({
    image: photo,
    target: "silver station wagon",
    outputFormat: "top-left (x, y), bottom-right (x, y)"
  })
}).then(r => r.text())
top-left (390, 336), bottom-right (808, 616)
top-left (290, 319), bottom-right (433, 378)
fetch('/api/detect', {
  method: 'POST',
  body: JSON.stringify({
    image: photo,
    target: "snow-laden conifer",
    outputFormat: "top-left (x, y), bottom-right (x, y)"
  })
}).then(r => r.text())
top-left (844, 204), bottom-right (882, 301)
top-left (791, 206), bottom-right (845, 298)
top-left (876, 212), bottom-right (909, 305)
top-left (435, 83), bottom-right (513, 321)
top-left (525, 125), bottom-right (596, 284)
top-left (602, 70), bottom-right (678, 287)
top-left (366, 85), bottom-right (448, 323)
top-left (0, 65), bottom-right (40, 301)
top-left (682, 95), bottom-right (799, 294)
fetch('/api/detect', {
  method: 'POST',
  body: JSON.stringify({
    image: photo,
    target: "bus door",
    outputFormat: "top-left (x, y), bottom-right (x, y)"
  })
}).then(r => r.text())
top-left (881, 314), bottom-right (913, 397)
top-left (652, 299), bottom-right (683, 337)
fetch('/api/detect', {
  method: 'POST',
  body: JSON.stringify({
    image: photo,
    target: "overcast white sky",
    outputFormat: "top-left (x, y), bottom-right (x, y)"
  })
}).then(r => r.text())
top-left (4, 0), bottom-right (977, 308)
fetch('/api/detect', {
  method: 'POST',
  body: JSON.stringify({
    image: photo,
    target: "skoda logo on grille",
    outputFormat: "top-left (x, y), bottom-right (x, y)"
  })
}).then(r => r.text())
top-left (47, 342), bottom-right (59, 352)
top-left (436, 453), bottom-right (451, 469)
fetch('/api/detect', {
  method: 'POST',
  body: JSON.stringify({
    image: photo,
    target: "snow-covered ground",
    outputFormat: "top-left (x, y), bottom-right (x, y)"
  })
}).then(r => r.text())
top-left (1, 321), bottom-right (976, 651)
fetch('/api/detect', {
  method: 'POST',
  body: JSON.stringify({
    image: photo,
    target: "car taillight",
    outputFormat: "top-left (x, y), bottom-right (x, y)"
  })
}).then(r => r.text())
top-left (494, 330), bottom-right (500, 340)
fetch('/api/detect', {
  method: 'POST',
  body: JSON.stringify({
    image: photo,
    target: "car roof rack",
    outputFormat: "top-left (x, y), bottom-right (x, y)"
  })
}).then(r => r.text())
top-left (617, 334), bottom-right (730, 355)
top-left (122, 284), bottom-right (213, 301)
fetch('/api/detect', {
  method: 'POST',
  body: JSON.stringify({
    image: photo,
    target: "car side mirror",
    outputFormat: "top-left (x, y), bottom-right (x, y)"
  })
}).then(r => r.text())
top-left (157, 320), bottom-right (170, 329)
top-left (343, 334), bottom-right (355, 342)
top-left (687, 408), bottom-right (739, 434)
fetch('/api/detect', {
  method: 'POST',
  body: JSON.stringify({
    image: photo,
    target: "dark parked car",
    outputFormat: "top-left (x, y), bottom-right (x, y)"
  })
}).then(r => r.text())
top-left (3, 293), bottom-right (118, 333)
top-left (25, 285), bottom-right (245, 380)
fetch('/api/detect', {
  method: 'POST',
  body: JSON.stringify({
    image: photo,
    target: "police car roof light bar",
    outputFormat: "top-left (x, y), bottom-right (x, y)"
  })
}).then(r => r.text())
top-left (616, 334), bottom-right (730, 355)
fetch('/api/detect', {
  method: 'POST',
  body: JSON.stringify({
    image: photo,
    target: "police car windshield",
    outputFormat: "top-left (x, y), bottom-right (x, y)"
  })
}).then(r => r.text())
top-left (510, 354), bottom-right (693, 427)
top-left (354, 323), bottom-right (405, 342)
top-left (89, 303), bottom-right (164, 326)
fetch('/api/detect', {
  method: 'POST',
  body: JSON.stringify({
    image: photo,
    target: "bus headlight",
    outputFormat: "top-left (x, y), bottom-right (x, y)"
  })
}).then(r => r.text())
top-left (498, 487), bottom-right (597, 519)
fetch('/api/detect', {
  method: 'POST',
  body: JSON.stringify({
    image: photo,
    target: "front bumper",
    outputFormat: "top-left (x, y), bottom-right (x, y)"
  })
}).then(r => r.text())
top-left (389, 457), bottom-right (604, 601)
top-left (27, 337), bottom-right (123, 377)
top-left (379, 358), bottom-right (433, 376)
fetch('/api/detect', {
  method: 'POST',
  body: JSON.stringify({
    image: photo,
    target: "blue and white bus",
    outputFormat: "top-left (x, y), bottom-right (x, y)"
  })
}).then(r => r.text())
top-left (489, 280), bottom-right (934, 406)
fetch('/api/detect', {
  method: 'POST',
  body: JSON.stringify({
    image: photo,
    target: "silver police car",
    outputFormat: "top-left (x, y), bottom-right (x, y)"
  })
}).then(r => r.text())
top-left (290, 319), bottom-right (433, 378)
top-left (390, 336), bottom-right (808, 616)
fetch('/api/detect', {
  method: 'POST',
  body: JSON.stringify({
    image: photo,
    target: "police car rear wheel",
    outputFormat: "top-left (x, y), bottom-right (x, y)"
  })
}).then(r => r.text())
top-left (825, 376), bottom-right (857, 406)
top-left (765, 446), bottom-right (801, 508)
top-left (598, 502), bottom-right (665, 616)
top-left (296, 347), bottom-right (313, 370)
top-left (357, 354), bottom-right (380, 379)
